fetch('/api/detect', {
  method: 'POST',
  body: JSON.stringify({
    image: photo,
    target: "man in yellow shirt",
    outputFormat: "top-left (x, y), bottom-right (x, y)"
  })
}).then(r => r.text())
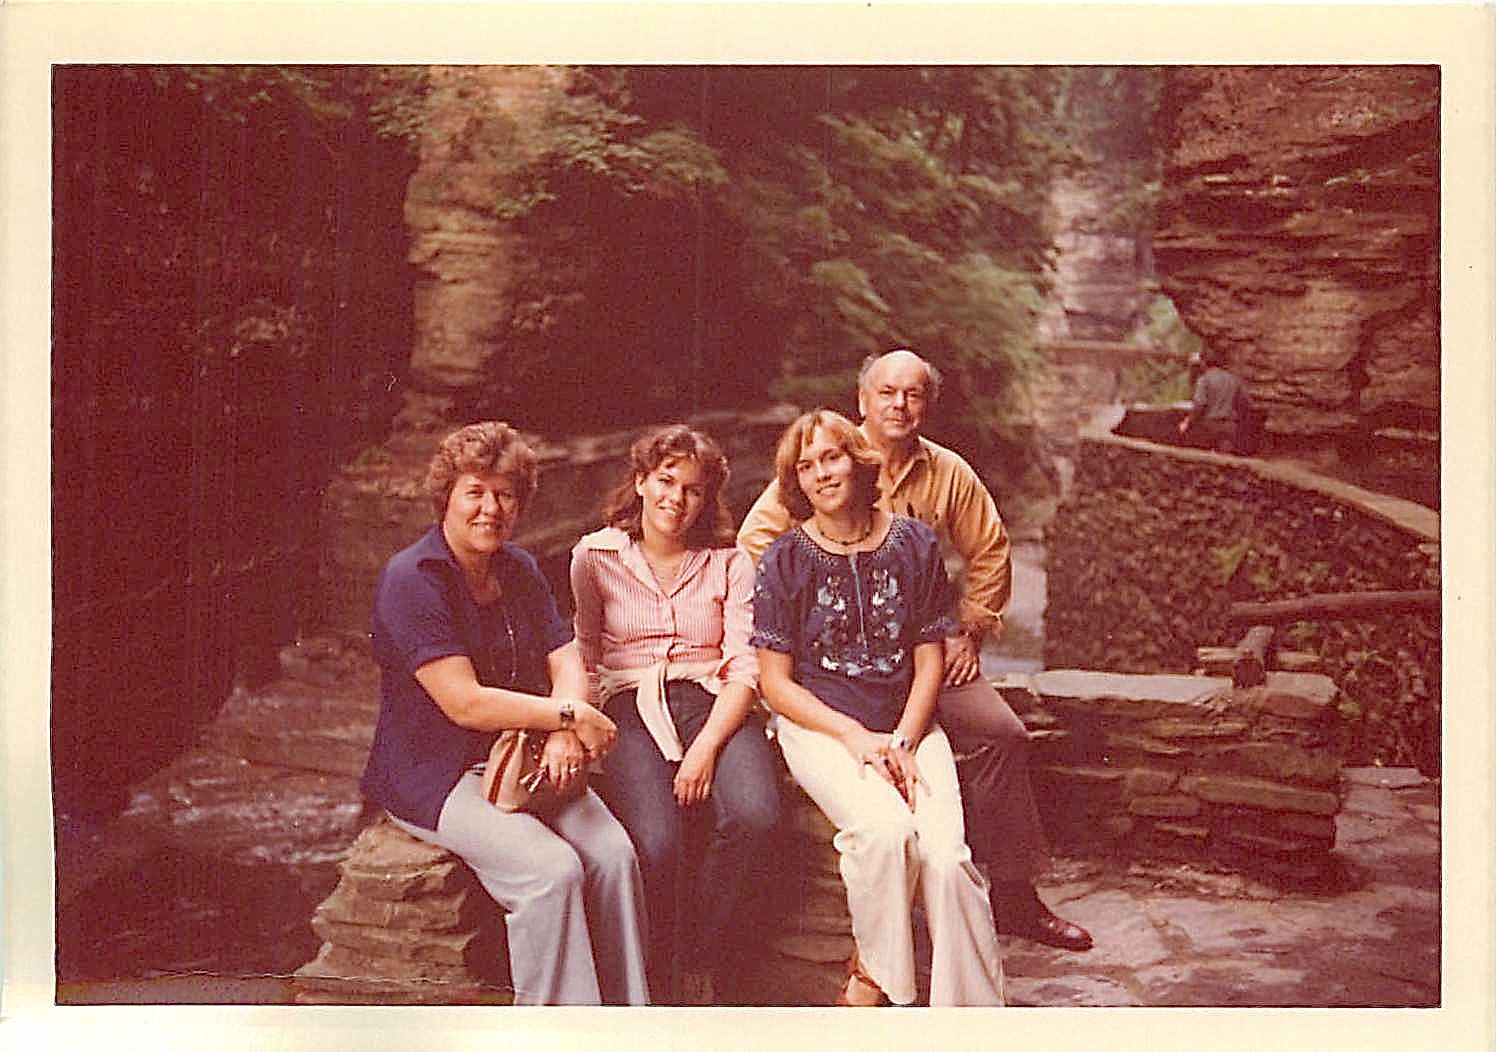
top-left (738, 348), bottom-right (1092, 952)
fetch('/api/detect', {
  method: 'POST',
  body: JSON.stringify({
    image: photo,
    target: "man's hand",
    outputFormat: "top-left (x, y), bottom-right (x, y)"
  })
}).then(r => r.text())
top-left (942, 632), bottom-right (981, 687)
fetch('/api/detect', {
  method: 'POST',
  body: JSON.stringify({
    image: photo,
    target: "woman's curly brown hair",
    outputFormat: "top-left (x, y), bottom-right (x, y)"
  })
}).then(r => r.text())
top-left (600, 424), bottom-right (735, 549)
top-left (424, 421), bottom-right (539, 521)
top-left (772, 409), bottom-right (883, 521)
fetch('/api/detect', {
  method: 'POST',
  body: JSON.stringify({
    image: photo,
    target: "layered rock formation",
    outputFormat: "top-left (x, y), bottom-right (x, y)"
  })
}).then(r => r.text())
top-left (1153, 66), bottom-right (1439, 439)
top-left (294, 819), bottom-right (510, 1005)
top-left (398, 65), bottom-right (573, 430)
top-left (1038, 172), bottom-right (1155, 345)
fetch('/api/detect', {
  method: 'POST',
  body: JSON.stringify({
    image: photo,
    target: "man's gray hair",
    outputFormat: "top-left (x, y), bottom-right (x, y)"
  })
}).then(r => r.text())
top-left (857, 348), bottom-right (943, 403)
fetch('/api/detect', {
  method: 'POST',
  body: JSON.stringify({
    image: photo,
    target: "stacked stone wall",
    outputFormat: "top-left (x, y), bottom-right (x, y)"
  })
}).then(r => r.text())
top-left (1002, 670), bottom-right (1347, 882)
top-left (1045, 434), bottom-right (1439, 771)
top-left (294, 819), bottom-right (510, 1005)
top-left (316, 406), bottom-right (795, 635)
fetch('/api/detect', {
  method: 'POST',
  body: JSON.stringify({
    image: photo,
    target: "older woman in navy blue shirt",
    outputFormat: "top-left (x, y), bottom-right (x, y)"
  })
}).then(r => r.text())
top-left (361, 421), bottom-right (649, 1005)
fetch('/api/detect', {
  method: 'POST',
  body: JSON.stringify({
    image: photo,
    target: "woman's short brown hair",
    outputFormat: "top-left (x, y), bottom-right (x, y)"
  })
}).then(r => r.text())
top-left (424, 421), bottom-right (539, 520)
top-left (772, 409), bottom-right (883, 522)
top-left (600, 424), bottom-right (735, 549)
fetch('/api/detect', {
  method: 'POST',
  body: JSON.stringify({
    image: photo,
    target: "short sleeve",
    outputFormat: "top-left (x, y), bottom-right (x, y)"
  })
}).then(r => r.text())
top-left (372, 560), bottom-right (468, 676)
top-left (906, 522), bottom-right (957, 646)
top-left (749, 536), bottom-right (800, 654)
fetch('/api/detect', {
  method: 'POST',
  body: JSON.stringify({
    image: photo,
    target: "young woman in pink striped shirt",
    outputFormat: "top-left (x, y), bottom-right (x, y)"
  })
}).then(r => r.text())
top-left (570, 424), bottom-right (780, 1005)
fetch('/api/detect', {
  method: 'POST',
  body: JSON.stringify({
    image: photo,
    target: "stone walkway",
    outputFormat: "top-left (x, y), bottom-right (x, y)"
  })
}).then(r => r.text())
top-left (1000, 765), bottom-right (1439, 1007)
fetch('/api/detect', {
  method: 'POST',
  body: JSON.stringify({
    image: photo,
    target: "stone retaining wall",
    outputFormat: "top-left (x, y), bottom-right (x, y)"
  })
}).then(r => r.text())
top-left (1000, 669), bottom-right (1347, 884)
top-left (316, 405), bottom-right (796, 635)
top-left (1046, 430), bottom-right (1439, 771)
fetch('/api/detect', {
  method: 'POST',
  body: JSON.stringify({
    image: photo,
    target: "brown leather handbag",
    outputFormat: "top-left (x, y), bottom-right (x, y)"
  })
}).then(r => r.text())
top-left (482, 730), bottom-right (586, 813)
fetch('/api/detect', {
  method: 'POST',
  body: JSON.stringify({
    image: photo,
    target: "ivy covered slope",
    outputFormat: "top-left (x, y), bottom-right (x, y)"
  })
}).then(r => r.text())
top-left (475, 67), bottom-right (1070, 490)
top-left (51, 66), bottom-right (419, 814)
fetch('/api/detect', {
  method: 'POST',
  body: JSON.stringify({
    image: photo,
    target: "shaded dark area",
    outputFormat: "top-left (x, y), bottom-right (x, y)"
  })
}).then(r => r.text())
top-left (55, 845), bottom-right (327, 988)
top-left (51, 66), bottom-right (419, 819)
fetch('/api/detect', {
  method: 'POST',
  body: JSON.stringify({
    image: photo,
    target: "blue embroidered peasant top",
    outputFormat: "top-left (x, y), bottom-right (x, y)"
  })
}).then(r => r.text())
top-left (749, 515), bottom-right (956, 732)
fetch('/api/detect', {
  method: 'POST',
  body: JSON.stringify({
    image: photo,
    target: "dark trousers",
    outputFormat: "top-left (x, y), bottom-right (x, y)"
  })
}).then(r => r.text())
top-left (596, 681), bottom-right (780, 979)
top-left (936, 677), bottom-right (1049, 884)
top-left (1185, 419), bottom-right (1240, 453)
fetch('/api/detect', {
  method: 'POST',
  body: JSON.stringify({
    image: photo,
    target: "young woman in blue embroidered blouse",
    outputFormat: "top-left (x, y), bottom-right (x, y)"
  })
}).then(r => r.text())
top-left (750, 409), bottom-right (1004, 1007)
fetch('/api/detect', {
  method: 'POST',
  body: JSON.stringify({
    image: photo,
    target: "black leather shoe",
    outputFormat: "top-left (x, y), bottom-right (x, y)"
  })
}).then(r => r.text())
top-left (998, 902), bottom-right (1094, 951)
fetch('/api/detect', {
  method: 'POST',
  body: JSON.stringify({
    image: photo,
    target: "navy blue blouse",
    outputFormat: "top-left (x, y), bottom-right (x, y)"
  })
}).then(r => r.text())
top-left (750, 515), bottom-right (955, 732)
top-left (361, 525), bottom-right (572, 830)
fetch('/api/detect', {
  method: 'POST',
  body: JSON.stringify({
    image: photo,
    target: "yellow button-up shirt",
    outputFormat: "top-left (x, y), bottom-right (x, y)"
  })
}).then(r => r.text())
top-left (736, 430), bottom-right (1012, 638)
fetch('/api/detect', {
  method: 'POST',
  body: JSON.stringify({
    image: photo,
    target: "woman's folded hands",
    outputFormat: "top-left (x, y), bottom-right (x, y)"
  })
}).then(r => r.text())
top-left (569, 699), bottom-right (618, 759)
top-left (840, 724), bottom-right (926, 810)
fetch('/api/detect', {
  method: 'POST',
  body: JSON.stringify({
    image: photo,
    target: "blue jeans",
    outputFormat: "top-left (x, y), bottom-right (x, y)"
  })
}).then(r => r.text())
top-left (596, 681), bottom-right (780, 979)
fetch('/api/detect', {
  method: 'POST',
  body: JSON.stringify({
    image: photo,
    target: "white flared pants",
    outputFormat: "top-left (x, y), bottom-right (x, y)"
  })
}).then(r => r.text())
top-left (774, 718), bottom-right (1005, 1006)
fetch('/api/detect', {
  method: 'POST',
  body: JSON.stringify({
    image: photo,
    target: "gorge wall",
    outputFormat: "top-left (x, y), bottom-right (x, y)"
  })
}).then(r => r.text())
top-left (395, 65), bottom-right (573, 432)
top-left (50, 69), bottom-right (417, 815)
top-left (1152, 66), bottom-right (1439, 442)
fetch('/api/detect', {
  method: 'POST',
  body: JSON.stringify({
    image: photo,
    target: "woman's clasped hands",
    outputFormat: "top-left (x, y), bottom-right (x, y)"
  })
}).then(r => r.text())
top-left (538, 699), bottom-right (617, 790)
top-left (841, 724), bottom-right (926, 810)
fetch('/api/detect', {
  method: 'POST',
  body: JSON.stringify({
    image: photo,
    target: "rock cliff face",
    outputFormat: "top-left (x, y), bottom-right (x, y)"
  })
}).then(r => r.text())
top-left (398, 66), bottom-right (572, 430)
top-left (1153, 66), bottom-right (1439, 439)
top-left (1038, 171), bottom-right (1154, 345)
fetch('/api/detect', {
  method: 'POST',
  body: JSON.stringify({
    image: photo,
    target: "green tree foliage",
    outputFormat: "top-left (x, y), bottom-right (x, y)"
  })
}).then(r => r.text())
top-left (487, 66), bottom-right (1068, 483)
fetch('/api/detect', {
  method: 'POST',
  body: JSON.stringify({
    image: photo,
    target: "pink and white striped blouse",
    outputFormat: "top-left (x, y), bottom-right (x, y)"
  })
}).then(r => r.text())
top-left (569, 527), bottom-right (758, 706)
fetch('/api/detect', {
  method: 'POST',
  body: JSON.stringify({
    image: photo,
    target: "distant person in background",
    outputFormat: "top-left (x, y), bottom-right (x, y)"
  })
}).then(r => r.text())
top-left (1178, 347), bottom-right (1253, 453)
top-left (739, 349), bottom-right (1093, 954)
top-left (362, 421), bottom-right (649, 1006)
top-left (571, 424), bottom-right (779, 1005)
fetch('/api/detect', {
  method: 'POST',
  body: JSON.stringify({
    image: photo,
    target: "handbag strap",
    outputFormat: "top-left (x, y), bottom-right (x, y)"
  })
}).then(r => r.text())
top-left (484, 732), bottom-right (527, 805)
